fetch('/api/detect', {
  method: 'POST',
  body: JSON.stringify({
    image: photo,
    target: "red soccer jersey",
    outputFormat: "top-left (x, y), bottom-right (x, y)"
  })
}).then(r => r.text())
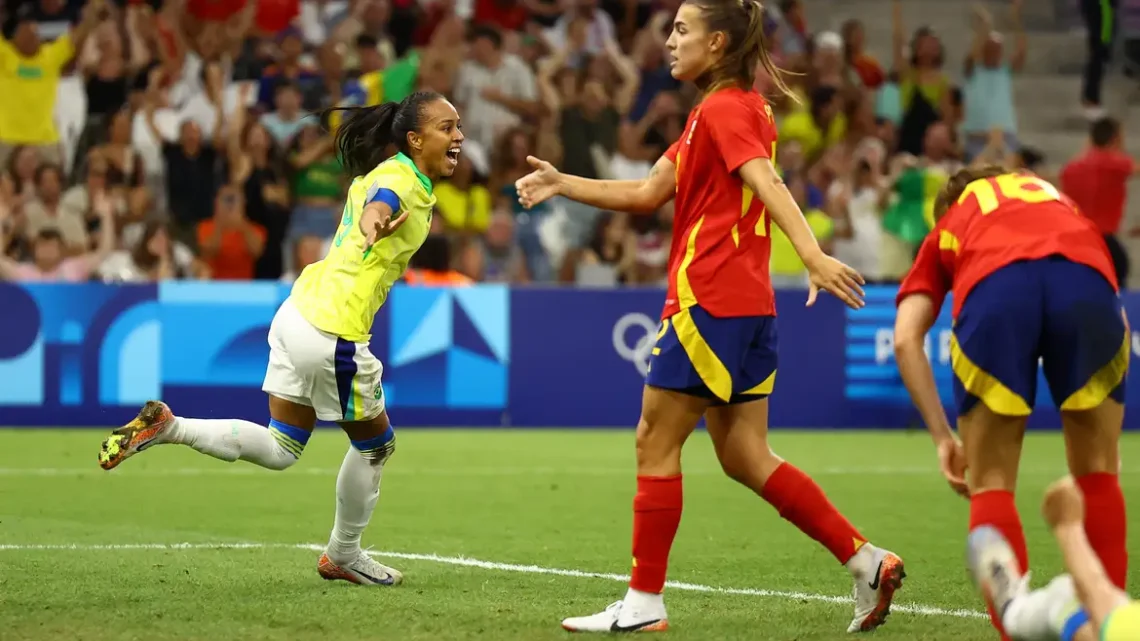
top-left (896, 172), bottom-right (1117, 319)
top-left (661, 87), bottom-right (778, 320)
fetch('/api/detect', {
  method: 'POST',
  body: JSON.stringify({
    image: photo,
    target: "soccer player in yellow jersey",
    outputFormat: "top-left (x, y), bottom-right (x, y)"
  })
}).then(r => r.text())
top-left (969, 476), bottom-right (1140, 641)
top-left (97, 91), bottom-right (465, 587)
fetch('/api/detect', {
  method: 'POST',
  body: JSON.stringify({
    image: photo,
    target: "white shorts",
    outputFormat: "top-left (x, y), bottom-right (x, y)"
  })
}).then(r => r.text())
top-left (262, 297), bottom-right (386, 423)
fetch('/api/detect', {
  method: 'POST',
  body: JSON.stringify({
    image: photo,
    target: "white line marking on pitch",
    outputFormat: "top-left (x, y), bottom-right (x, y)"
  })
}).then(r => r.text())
top-left (0, 466), bottom-right (1095, 478)
top-left (0, 541), bottom-right (986, 621)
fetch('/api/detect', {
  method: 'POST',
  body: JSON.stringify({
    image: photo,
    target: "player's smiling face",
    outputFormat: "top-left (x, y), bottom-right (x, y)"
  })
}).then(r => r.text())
top-left (410, 99), bottom-right (464, 181)
top-left (665, 4), bottom-right (720, 82)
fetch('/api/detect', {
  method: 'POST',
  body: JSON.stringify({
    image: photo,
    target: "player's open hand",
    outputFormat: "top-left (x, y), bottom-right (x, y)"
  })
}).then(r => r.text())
top-left (937, 438), bottom-right (969, 499)
top-left (1042, 476), bottom-right (1085, 530)
top-left (515, 156), bottom-right (562, 209)
top-left (805, 254), bottom-right (865, 309)
top-left (365, 210), bottom-right (410, 247)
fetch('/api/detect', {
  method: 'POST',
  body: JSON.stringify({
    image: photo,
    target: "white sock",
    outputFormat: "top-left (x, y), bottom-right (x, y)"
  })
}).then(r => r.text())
top-left (623, 587), bottom-right (665, 613)
top-left (327, 446), bottom-right (386, 563)
top-left (845, 542), bottom-right (877, 579)
top-left (161, 417), bottom-right (303, 471)
top-left (1002, 575), bottom-right (1078, 641)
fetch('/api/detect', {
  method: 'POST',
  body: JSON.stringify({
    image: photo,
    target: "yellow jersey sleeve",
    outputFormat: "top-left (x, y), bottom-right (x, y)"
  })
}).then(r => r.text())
top-left (41, 34), bottom-right (74, 72)
top-left (1102, 602), bottom-right (1140, 641)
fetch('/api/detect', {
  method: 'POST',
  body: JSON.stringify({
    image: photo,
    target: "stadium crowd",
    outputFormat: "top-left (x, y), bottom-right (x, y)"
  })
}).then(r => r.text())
top-left (0, 0), bottom-right (1129, 288)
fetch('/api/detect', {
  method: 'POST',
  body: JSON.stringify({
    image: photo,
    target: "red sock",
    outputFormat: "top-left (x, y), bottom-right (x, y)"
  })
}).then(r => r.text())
top-left (1076, 473), bottom-right (1128, 590)
top-left (760, 462), bottom-right (866, 565)
top-left (969, 490), bottom-right (1027, 641)
top-left (629, 475), bottom-right (683, 594)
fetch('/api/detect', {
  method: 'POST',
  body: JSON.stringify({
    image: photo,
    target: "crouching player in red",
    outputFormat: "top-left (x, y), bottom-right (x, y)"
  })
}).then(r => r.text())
top-left (894, 165), bottom-right (1129, 640)
top-left (517, 0), bottom-right (904, 633)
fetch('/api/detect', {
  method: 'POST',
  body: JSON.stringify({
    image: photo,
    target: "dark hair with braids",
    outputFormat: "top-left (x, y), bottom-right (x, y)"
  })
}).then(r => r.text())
top-left (319, 91), bottom-right (445, 177)
top-left (683, 0), bottom-right (796, 100)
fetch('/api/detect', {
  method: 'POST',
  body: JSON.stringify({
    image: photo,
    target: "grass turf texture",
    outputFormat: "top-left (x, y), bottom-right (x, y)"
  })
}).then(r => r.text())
top-left (3, 429), bottom-right (1139, 641)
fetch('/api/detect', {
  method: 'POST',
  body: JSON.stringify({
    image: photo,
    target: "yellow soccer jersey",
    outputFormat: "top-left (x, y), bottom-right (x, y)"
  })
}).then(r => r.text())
top-left (1102, 601), bottom-right (1140, 641)
top-left (290, 152), bottom-right (435, 341)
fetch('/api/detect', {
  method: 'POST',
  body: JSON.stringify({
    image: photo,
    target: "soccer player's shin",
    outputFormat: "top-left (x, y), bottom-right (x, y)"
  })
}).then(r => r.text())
top-left (163, 416), bottom-right (305, 470)
top-left (1075, 473), bottom-right (1128, 590)
top-left (327, 428), bottom-right (394, 563)
top-left (971, 490), bottom-right (1029, 639)
top-left (630, 475), bottom-right (683, 595)
top-left (760, 462), bottom-right (865, 564)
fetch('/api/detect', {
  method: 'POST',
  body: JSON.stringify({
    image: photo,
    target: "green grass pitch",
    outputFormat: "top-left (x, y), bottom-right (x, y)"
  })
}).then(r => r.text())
top-left (3, 428), bottom-right (1140, 640)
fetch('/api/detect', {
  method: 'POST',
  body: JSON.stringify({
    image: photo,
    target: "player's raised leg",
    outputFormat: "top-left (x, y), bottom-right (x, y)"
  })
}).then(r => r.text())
top-left (560, 385), bottom-right (707, 632)
top-left (98, 394), bottom-right (313, 472)
top-left (705, 399), bottom-right (905, 633)
top-left (317, 410), bottom-right (401, 586)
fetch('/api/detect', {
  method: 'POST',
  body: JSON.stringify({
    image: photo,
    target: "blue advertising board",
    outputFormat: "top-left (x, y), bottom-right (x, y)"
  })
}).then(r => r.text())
top-left (0, 282), bottom-right (1137, 429)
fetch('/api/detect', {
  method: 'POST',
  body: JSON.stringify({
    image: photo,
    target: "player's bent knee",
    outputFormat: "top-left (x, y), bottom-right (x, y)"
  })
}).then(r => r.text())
top-left (350, 424), bottom-right (396, 465)
top-left (267, 418), bottom-right (308, 470)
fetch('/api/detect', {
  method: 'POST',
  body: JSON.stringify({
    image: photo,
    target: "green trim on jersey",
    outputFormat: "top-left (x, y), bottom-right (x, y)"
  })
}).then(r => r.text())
top-left (394, 152), bottom-right (433, 195)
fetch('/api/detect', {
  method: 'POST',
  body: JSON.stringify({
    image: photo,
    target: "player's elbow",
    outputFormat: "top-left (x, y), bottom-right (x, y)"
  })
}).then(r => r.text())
top-left (893, 329), bottom-right (925, 361)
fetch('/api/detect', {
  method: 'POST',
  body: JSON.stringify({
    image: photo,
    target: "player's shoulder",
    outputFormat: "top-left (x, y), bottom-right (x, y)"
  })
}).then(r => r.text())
top-left (701, 87), bottom-right (772, 122)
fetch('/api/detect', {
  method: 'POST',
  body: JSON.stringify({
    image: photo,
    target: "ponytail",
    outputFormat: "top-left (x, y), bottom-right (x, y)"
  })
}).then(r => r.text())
top-left (687, 0), bottom-right (799, 103)
top-left (318, 90), bottom-right (445, 178)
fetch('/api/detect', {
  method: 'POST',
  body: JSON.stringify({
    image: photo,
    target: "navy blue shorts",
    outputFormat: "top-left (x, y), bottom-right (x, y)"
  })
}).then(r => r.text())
top-left (645, 305), bottom-right (777, 405)
top-left (952, 257), bottom-right (1128, 417)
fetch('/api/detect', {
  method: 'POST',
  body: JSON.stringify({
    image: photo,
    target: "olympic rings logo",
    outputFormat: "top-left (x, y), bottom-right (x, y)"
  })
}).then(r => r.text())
top-left (612, 313), bottom-right (658, 376)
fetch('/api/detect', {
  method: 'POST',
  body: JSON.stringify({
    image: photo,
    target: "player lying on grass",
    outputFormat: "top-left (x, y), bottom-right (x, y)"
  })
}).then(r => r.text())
top-left (969, 476), bottom-right (1140, 641)
top-left (517, 0), bottom-right (904, 633)
top-left (893, 164), bottom-right (1128, 640)
top-left (97, 91), bottom-right (465, 587)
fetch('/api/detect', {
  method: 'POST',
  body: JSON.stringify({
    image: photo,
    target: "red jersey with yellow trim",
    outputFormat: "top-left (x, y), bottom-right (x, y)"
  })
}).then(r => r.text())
top-left (896, 172), bottom-right (1117, 319)
top-left (661, 87), bottom-right (777, 321)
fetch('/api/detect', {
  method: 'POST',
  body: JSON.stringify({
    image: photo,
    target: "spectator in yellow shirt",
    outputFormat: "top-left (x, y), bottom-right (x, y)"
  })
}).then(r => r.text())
top-left (769, 173), bottom-right (835, 288)
top-left (0, 0), bottom-right (102, 168)
top-left (778, 86), bottom-right (847, 162)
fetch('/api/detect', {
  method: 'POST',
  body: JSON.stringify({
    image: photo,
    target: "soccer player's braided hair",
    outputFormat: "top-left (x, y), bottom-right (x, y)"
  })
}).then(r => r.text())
top-left (319, 91), bottom-right (445, 178)
top-left (684, 0), bottom-right (796, 101)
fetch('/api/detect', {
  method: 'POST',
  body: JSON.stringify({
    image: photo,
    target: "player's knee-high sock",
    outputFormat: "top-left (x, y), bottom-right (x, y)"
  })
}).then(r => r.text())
top-left (1076, 473), bottom-right (1128, 589)
top-left (628, 475), bottom-right (683, 596)
top-left (760, 462), bottom-right (866, 565)
top-left (161, 417), bottom-right (306, 470)
top-left (970, 490), bottom-right (1028, 640)
top-left (326, 428), bottom-right (395, 564)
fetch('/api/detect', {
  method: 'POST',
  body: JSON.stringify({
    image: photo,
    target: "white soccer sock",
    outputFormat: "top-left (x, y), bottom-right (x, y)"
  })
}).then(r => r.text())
top-left (161, 417), bottom-right (301, 471)
top-left (327, 446), bottom-right (386, 564)
top-left (1002, 576), bottom-right (1076, 641)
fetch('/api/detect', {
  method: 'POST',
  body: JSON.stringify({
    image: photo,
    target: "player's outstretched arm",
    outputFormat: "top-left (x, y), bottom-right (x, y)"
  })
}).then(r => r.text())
top-left (359, 201), bottom-right (409, 248)
top-left (515, 154), bottom-right (675, 214)
top-left (895, 294), bottom-right (967, 497)
top-left (1042, 477), bottom-right (1131, 628)
top-left (737, 157), bottom-right (865, 309)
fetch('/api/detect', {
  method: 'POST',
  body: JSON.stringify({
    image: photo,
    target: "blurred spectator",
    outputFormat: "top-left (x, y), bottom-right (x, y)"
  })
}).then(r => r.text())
top-left (781, 86), bottom-right (845, 163)
top-left (568, 210), bottom-right (635, 285)
top-left (891, 0), bottom-right (949, 156)
top-left (258, 27), bottom-right (320, 109)
top-left (455, 24), bottom-right (540, 150)
top-left (229, 87), bottom-right (291, 279)
top-left (769, 173), bottom-right (833, 288)
top-left (471, 210), bottom-right (529, 282)
top-left (1060, 117), bottom-right (1140, 288)
top-left (8, 145), bottom-right (42, 206)
top-left (287, 123), bottom-right (341, 244)
top-left (100, 219), bottom-right (199, 282)
top-left (544, 0), bottom-right (617, 58)
top-left (280, 234), bottom-right (324, 282)
top-left (22, 163), bottom-right (88, 254)
top-left (961, 2), bottom-right (1026, 161)
top-left (841, 19), bottom-right (884, 90)
top-left (436, 154), bottom-right (492, 233)
top-left (261, 82), bottom-right (308, 147)
top-left (491, 126), bottom-right (553, 281)
top-left (196, 185), bottom-right (266, 280)
top-left (0, 196), bottom-right (114, 281)
top-left (0, 0), bottom-right (101, 168)
top-left (404, 233), bottom-right (473, 285)
top-left (1080, 0), bottom-right (1118, 119)
top-left (90, 108), bottom-right (147, 189)
top-left (830, 140), bottom-right (888, 284)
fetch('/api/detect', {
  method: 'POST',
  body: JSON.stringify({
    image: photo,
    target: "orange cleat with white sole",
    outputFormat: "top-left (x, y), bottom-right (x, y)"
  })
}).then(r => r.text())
top-left (98, 400), bottom-right (175, 471)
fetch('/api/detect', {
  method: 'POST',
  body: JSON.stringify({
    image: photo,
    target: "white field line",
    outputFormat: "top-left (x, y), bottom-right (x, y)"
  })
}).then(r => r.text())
top-left (0, 465), bottom-right (1098, 478)
top-left (0, 541), bottom-right (986, 621)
